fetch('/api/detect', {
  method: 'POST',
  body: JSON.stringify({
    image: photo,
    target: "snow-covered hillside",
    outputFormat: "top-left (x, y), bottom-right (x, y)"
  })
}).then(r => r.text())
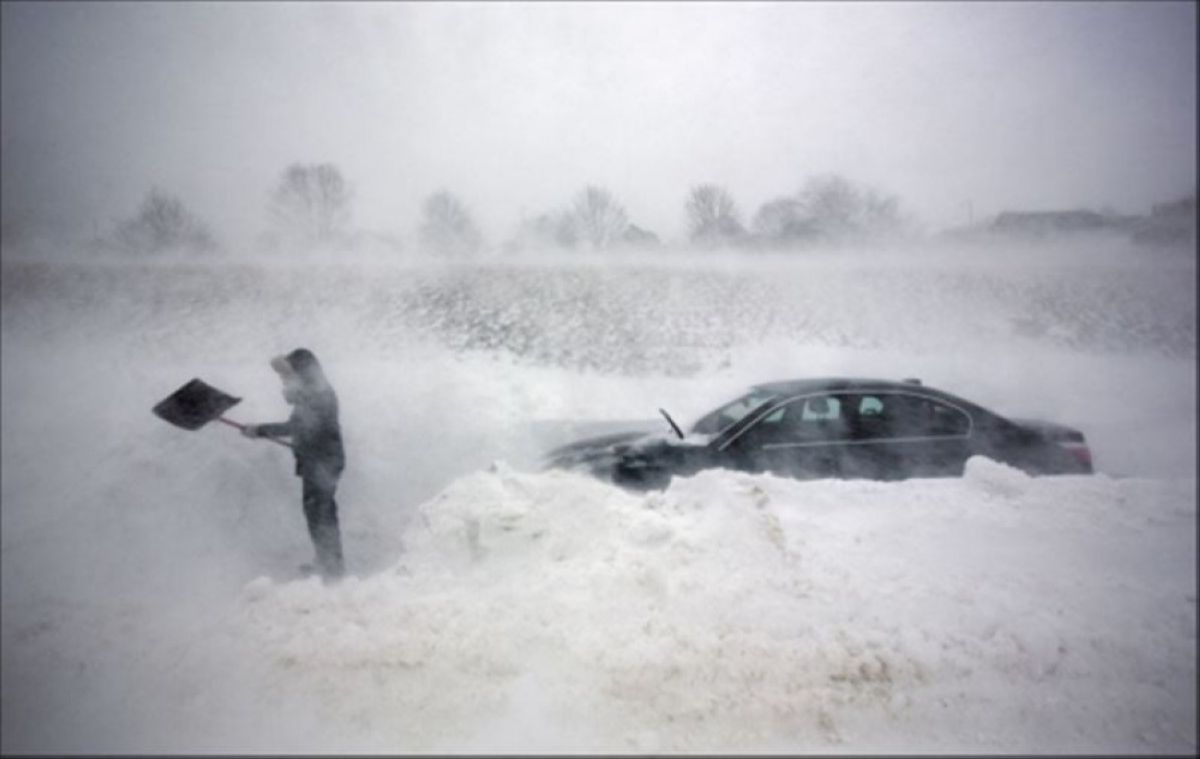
top-left (1, 242), bottom-right (1195, 753)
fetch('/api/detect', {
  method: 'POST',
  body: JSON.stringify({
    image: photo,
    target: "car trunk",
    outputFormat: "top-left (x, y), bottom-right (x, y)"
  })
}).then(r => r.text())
top-left (1008, 417), bottom-right (1093, 471)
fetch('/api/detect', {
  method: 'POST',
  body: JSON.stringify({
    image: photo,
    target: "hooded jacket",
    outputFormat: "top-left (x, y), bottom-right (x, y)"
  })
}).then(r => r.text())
top-left (256, 349), bottom-right (345, 480)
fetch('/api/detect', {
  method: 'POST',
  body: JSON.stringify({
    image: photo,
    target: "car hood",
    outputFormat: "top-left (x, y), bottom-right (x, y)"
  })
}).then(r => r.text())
top-left (546, 429), bottom-right (656, 458)
top-left (543, 426), bottom-right (711, 471)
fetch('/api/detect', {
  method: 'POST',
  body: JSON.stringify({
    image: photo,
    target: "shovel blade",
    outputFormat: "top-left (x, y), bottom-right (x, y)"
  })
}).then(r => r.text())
top-left (152, 378), bottom-right (242, 431)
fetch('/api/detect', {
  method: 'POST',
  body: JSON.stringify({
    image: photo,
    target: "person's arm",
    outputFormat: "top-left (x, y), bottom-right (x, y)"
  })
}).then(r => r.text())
top-left (243, 409), bottom-right (297, 439)
top-left (250, 421), bottom-right (293, 439)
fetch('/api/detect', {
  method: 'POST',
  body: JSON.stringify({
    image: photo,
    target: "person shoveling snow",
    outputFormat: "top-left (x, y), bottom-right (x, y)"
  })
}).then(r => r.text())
top-left (241, 348), bottom-right (347, 581)
top-left (152, 348), bottom-right (347, 581)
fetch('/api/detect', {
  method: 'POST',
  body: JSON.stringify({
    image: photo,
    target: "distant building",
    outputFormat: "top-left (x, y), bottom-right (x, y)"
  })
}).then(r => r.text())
top-left (1151, 195), bottom-right (1197, 219)
top-left (990, 210), bottom-right (1108, 236)
top-left (944, 197), bottom-right (1195, 249)
top-left (1133, 195), bottom-right (1197, 247)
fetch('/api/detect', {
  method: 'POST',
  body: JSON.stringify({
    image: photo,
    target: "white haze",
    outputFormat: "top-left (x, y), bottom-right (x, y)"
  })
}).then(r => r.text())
top-left (0, 238), bottom-right (1195, 753)
top-left (1, 2), bottom-right (1195, 247)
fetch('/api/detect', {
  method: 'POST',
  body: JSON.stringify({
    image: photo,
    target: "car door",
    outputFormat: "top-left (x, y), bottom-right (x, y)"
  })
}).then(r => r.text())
top-left (720, 394), bottom-right (849, 479)
top-left (841, 392), bottom-right (972, 479)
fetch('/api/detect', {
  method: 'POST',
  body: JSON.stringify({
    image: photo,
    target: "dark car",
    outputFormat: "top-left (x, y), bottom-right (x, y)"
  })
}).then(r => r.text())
top-left (543, 377), bottom-right (1093, 490)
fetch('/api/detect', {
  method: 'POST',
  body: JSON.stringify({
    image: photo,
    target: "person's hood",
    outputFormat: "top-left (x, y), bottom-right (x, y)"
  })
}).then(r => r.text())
top-left (271, 348), bottom-right (325, 387)
top-left (270, 354), bottom-right (297, 380)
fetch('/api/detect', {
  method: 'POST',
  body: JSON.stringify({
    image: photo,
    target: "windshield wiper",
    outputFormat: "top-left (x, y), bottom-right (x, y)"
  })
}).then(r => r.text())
top-left (658, 408), bottom-right (684, 440)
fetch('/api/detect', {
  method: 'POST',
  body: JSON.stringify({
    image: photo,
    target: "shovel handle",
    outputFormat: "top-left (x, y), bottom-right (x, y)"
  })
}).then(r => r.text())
top-left (217, 416), bottom-right (294, 449)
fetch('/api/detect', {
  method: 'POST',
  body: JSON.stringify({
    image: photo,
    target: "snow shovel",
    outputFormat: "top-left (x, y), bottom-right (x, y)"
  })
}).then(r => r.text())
top-left (152, 378), bottom-right (292, 449)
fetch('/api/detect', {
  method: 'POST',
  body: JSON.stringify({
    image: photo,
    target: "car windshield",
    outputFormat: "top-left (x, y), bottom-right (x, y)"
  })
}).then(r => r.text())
top-left (690, 388), bottom-right (779, 435)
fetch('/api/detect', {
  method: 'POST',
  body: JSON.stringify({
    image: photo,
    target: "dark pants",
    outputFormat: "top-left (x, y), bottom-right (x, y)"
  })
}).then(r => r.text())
top-left (302, 474), bottom-right (344, 578)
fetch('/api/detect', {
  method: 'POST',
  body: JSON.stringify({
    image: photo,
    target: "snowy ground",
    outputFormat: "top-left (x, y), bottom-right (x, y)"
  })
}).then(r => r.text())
top-left (1, 240), bottom-right (1196, 753)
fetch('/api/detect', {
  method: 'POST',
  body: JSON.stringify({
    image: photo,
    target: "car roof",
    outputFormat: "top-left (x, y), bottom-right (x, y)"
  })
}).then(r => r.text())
top-left (746, 377), bottom-right (1004, 419)
top-left (750, 377), bottom-right (945, 398)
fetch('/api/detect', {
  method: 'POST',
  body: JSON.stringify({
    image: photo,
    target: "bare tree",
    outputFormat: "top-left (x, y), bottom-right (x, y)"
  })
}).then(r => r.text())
top-left (752, 197), bottom-right (793, 239)
top-left (504, 211), bottom-right (577, 253)
top-left (751, 196), bottom-right (814, 246)
top-left (570, 185), bottom-right (629, 250)
top-left (797, 174), bottom-right (862, 239)
top-left (685, 184), bottom-right (746, 247)
top-left (419, 191), bottom-right (483, 256)
top-left (797, 174), bottom-right (902, 242)
top-left (268, 163), bottom-right (353, 248)
top-left (752, 174), bottom-right (906, 248)
top-left (108, 188), bottom-right (217, 255)
top-left (504, 187), bottom-right (649, 253)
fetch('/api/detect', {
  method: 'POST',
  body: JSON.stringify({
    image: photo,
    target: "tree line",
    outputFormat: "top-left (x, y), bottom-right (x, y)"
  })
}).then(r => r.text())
top-left (96, 161), bottom-right (1191, 257)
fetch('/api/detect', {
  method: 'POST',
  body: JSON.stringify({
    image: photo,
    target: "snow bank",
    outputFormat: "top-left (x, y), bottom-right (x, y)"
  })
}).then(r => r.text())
top-left (190, 461), bottom-right (1195, 754)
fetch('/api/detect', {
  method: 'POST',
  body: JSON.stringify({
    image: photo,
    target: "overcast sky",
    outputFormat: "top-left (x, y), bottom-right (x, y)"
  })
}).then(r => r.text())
top-left (2, 1), bottom-right (1195, 248)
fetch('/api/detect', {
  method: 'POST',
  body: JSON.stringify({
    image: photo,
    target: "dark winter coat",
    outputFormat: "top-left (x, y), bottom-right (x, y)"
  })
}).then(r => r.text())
top-left (256, 349), bottom-right (345, 482)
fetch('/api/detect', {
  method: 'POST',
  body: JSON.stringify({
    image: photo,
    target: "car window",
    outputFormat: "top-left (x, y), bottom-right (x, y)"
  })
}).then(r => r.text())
top-left (859, 396), bottom-right (884, 416)
top-left (927, 399), bottom-right (970, 436)
top-left (852, 393), bottom-right (969, 439)
top-left (745, 394), bottom-right (848, 444)
top-left (801, 395), bottom-right (841, 421)
top-left (690, 389), bottom-right (779, 435)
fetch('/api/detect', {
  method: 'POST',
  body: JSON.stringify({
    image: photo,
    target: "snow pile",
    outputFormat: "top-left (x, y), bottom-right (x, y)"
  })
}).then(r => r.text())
top-left (199, 460), bottom-right (1195, 754)
top-left (228, 463), bottom-right (806, 752)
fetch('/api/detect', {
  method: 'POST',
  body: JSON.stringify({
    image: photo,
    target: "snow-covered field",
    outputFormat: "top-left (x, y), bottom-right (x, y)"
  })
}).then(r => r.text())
top-left (1, 240), bottom-right (1196, 753)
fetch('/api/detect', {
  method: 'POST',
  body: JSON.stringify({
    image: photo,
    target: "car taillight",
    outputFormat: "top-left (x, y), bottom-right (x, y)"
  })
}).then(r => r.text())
top-left (1058, 441), bottom-right (1092, 469)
